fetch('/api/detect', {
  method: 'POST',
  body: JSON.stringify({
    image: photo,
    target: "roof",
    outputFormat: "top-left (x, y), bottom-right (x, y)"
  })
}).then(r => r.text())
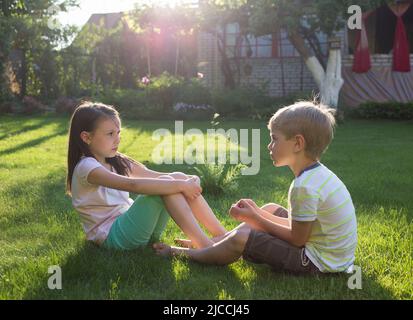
top-left (85, 12), bottom-right (124, 29)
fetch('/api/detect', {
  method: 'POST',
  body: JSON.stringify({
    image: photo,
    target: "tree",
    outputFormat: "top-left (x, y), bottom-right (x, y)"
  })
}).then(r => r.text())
top-left (0, 0), bottom-right (78, 100)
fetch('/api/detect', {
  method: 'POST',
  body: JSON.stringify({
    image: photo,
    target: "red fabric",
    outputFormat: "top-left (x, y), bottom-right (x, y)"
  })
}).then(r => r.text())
top-left (389, 3), bottom-right (411, 72)
top-left (352, 12), bottom-right (374, 73)
top-left (352, 20), bottom-right (371, 73)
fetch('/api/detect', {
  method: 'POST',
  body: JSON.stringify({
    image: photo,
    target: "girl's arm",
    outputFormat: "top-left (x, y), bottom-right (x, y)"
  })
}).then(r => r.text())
top-left (87, 167), bottom-right (201, 199)
top-left (128, 160), bottom-right (200, 183)
top-left (128, 161), bottom-right (168, 178)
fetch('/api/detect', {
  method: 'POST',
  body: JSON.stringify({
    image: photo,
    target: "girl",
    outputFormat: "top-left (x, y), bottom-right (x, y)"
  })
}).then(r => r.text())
top-left (66, 101), bottom-right (227, 251)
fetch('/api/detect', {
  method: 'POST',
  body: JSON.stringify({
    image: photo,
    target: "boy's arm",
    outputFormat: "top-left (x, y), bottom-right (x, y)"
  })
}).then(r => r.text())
top-left (255, 207), bottom-right (290, 227)
top-left (252, 215), bottom-right (313, 247)
top-left (243, 200), bottom-right (290, 227)
top-left (230, 200), bottom-right (313, 247)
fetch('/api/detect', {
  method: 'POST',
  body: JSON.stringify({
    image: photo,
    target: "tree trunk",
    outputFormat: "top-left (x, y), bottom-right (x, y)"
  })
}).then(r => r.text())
top-left (289, 32), bottom-right (343, 108)
top-left (175, 36), bottom-right (180, 76)
top-left (147, 40), bottom-right (151, 76)
top-left (320, 48), bottom-right (344, 108)
top-left (20, 49), bottom-right (27, 98)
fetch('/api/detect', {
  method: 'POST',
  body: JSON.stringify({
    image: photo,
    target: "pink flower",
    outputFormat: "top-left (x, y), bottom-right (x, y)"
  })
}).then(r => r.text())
top-left (141, 76), bottom-right (150, 85)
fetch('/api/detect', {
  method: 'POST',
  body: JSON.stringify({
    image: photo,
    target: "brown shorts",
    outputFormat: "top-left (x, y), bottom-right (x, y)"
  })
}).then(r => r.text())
top-left (242, 207), bottom-right (322, 275)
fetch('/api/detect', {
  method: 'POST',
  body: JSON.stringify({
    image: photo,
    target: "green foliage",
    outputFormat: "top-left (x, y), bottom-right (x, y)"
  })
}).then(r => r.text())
top-left (96, 88), bottom-right (161, 120)
top-left (248, 0), bottom-right (389, 37)
top-left (211, 86), bottom-right (314, 120)
top-left (143, 72), bottom-right (184, 111)
top-left (193, 163), bottom-right (246, 195)
top-left (94, 72), bottom-right (316, 121)
top-left (211, 86), bottom-right (270, 118)
top-left (176, 79), bottom-right (212, 106)
top-left (346, 102), bottom-right (413, 120)
top-left (0, 0), bottom-right (79, 102)
top-left (95, 74), bottom-right (213, 120)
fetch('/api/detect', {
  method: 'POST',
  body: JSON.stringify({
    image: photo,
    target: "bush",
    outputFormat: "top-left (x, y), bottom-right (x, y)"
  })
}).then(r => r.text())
top-left (21, 96), bottom-right (47, 114)
top-left (75, 73), bottom-right (317, 121)
top-left (142, 72), bottom-right (185, 112)
top-left (193, 163), bottom-right (246, 196)
top-left (176, 79), bottom-right (211, 106)
top-left (172, 102), bottom-right (216, 121)
top-left (211, 87), bottom-right (314, 120)
top-left (96, 88), bottom-right (164, 120)
top-left (211, 86), bottom-right (267, 118)
top-left (346, 102), bottom-right (413, 120)
top-left (54, 97), bottom-right (79, 114)
top-left (0, 100), bottom-right (14, 114)
top-left (94, 73), bottom-right (214, 120)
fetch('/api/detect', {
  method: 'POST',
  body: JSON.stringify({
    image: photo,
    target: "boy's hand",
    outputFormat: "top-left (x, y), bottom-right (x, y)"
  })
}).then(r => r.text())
top-left (229, 199), bottom-right (259, 223)
top-left (181, 177), bottom-right (202, 200)
top-left (243, 199), bottom-right (260, 211)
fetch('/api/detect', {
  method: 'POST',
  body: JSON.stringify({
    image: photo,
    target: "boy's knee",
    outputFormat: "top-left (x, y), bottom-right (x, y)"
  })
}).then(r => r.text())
top-left (261, 203), bottom-right (280, 213)
top-left (228, 228), bottom-right (250, 252)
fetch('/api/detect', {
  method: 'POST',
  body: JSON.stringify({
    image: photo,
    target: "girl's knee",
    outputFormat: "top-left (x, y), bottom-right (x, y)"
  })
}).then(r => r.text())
top-left (158, 175), bottom-right (174, 180)
top-left (140, 194), bottom-right (165, 209)
top-left (168, 172), bottom-right (189, 180)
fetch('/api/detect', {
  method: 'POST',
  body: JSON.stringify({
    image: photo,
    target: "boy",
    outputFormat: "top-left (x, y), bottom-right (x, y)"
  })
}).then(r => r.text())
top-left (154, 101), bottom-right (357, 275)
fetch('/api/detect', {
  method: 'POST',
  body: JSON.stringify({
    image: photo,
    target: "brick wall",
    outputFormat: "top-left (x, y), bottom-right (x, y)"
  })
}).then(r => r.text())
top-left (238, 57), bottom-right (318, 97)
top-left (342, 54), bottom-right (413, 68)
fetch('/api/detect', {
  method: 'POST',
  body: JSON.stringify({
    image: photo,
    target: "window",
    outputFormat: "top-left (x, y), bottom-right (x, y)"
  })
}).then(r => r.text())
top-left (224, 23), bottom-right (328, 59)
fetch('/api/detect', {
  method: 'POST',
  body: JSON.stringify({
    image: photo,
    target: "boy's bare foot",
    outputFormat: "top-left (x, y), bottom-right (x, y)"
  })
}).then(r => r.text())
top-left (152, 242), bottom-right (172, 257)
top-left (174, 233), bottom-right (229, 249)
top-left (174, 238), bottom-right (194, 248)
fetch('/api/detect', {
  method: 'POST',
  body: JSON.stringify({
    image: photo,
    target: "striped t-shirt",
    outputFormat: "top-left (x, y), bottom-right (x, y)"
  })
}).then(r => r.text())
top-left (288, 162), bottom-right (357, 273)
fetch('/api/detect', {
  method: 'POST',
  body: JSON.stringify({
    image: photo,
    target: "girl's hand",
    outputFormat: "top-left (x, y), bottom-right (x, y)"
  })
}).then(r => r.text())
top-left (188, 175), bottom-right (201, 187)
top-left (229, 199), bottom-right (259, 223)
top-left (181, 177), bottom-right (202, 200)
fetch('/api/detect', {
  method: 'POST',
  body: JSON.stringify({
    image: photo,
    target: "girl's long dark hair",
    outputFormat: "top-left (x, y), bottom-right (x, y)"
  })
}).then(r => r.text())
top-left (66, 101), bottom-right (140, 196)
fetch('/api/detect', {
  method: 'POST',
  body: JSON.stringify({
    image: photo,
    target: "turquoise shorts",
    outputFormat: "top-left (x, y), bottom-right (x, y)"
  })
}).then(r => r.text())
top-left (102, 195), bottom-right (170, 250)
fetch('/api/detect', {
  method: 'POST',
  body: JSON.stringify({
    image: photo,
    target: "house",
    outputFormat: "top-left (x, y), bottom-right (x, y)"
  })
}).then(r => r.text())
top-left (197, 2), bottom-right (413, 107)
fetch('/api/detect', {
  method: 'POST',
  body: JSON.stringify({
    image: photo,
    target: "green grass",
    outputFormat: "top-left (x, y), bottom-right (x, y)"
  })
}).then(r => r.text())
top-left (0, 114), bottom-right (412, 300)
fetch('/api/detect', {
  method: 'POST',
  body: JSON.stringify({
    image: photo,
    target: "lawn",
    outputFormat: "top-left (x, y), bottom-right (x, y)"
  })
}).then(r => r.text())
top-left (0, 114), bottom-right (412, 300)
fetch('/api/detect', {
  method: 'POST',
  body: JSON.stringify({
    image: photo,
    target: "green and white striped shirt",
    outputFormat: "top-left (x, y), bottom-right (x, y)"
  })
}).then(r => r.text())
top-left (288, 163), bottom-right (357, 273)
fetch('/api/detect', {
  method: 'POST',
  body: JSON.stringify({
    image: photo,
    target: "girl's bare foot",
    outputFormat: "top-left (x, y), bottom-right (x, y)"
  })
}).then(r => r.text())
top-left (152, 243), bottom-right (172, 257)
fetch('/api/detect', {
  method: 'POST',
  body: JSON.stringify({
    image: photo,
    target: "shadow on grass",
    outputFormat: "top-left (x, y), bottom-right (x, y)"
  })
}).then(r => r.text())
top-left (0, 117), bottom-right (53, 142)
top-left (0, 128), bottom-right (68, 157)
top-left (22, 246), bottom-right (396, 299)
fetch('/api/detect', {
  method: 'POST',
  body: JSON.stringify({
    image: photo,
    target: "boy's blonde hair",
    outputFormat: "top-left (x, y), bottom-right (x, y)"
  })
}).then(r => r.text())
top-left (268, 101), bottom-right (336, 160)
